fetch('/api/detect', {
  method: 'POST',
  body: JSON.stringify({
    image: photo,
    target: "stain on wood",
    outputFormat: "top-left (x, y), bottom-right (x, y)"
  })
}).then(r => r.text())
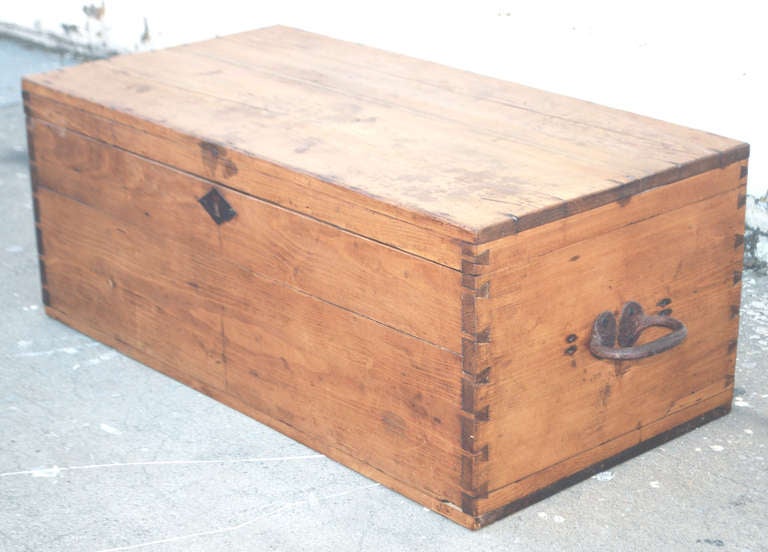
top-left (200, 140), bottom-right (239, 178)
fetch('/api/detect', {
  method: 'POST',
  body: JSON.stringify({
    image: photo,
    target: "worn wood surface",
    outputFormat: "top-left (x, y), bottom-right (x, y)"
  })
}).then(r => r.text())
top-left (460, 164), bottom-right (746, 517)
top-left (474, 397), bottom-right (732, 525)
top-left (33, 172), bottom-right (467, 508)
top-left (22, 26), bottom-right (747, 247)
top-left (25, 26), bottom-right (749, 529)
top-left (23, 91), bottom-right (465, 269)
top-left (29, 117), bottom-right (462, 350)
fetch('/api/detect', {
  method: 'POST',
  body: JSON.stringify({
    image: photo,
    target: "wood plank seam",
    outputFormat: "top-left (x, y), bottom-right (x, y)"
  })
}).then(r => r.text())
top-left (475, 169), bottom-right (748, 280)
top-left (227, 28), bottom-right (740, 160)
top-left (459, 244), bottom-right (492, 516)
top-left (476, 402), bottom-right (731, 527)
top-left (483, 390), bottom-right (733, 499)
top-left (23, 108), bottom-right (464, 274)
top-left (729, 161), bottom-right (747, 355)
top-left (35, 179), bottom-right (464, 358)
top-left (478, 146), bottom-right (749, 243)
top-left (22, 83), bottom-right (476, 250)
top-left (181, 43), bottom-right (700, 181)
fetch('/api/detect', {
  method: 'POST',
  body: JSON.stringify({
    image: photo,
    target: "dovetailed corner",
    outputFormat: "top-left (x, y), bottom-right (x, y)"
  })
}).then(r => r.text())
top-left (473, 249), bottom-right (490, 265)
top-left (460, 242), bottom-right (476, 258)
top-left (461, 248), bottom-right (491, 276)
top-left (461, 482), bottom-right (489, 515)
top-left (460, 238), bottom-right (492, 516)
top-left (737, 193), bottom-right (747, 209)
top-left (474, 366), bottom-right (491, 385)
top-left (740, 165), bottom-right (748, 179)
top-left (462, 259), bottom-right (486, 276)
top-left (461, 416), bottom-right (479, 452)
top-left (461, 379), bottom-right (476, 413)
top-left (734, 234), bottom-right (744, 249)
top-left (477, 281), bottom-right (490, 298)
top-left (461, 494), bottom-right (476, 516)
top-left (461, 293), bottom-right (476, 335)
top-left (461, 273), bottom-right (477, 290)
top-left (462, 275), bottom-right (491, 297)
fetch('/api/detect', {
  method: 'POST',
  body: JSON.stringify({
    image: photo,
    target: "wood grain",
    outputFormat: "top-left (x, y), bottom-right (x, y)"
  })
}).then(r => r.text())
top-left (43, 303), bottom-right (476, 529)
top-left (230, 27), bottom-right (743, 157)
top-left (474, 392), bottom-right (732, 521)
top-left (36, 184), bottom-right (466, 506)
top-left (24, 26), bottom-right (750, 528)
top-left (29, 117), bottom-right (462, 350)
top-left (22, 26), bottom-right (747, 242)
top-left (22, 90), bottom-right (468, 269)
top-left (475, 171), bottom-right (744, 499)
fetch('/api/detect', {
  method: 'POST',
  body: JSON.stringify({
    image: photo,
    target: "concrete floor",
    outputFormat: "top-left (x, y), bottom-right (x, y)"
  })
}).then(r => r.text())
top-left (1, 38), bottom-right (767, 552)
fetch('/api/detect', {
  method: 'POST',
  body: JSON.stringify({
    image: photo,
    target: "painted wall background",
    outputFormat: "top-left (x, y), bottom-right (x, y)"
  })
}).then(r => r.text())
top-left (2, 0), bottom-right (767, 261)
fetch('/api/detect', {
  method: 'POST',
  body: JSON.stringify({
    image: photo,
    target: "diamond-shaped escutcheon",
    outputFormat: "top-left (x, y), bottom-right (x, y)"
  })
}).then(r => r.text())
top-left (198, 188), bottom-right (237, 225)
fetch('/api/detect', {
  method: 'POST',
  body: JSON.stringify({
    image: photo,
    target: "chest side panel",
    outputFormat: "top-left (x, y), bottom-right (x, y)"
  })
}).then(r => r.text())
top-left (469, 162), bottom-right (746, 517)
top-left (29, 118), bottom-right (469, 508)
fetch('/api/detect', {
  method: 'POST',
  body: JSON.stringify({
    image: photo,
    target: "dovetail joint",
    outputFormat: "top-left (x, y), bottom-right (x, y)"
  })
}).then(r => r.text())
top-left (461, 247), bottom-right (491, 276)
top-left (461, 482), bottom-right (490, 516)
top-left (460, 242), bottom-right (493, 514)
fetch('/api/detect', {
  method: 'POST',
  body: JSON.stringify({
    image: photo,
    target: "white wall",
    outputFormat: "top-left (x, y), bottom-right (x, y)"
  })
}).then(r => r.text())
top-left (2, 0), bottom-right (766, 198)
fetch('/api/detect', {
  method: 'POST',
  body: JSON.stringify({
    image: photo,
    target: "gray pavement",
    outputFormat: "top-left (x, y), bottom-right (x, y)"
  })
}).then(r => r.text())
top-left (1, 39), bottom-right (766, 552)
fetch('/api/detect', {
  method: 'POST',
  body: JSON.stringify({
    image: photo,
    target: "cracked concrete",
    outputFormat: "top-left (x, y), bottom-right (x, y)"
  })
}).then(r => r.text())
top-left (1, 39), bottom-right (766, 552)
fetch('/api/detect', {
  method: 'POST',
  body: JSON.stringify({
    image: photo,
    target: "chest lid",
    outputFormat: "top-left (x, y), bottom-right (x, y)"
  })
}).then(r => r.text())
top-left (22, 25), bottom-right (747, 267)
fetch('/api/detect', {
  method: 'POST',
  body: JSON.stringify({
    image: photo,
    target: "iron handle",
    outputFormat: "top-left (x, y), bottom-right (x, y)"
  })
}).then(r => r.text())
top-left (589, 301), bottom-right (687, 360)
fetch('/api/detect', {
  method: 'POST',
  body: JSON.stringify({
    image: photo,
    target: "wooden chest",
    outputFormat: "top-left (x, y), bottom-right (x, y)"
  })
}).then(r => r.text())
top-left (23, 26), bottom-right (749, 529)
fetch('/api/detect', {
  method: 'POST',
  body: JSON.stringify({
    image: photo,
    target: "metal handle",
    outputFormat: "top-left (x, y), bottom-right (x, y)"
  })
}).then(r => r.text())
top-left (589, 301), bottom-right (687, 360)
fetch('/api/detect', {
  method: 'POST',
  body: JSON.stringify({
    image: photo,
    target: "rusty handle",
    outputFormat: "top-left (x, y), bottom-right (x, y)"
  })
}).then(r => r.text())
top-left (589, 301), bottom-right (687, 360)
